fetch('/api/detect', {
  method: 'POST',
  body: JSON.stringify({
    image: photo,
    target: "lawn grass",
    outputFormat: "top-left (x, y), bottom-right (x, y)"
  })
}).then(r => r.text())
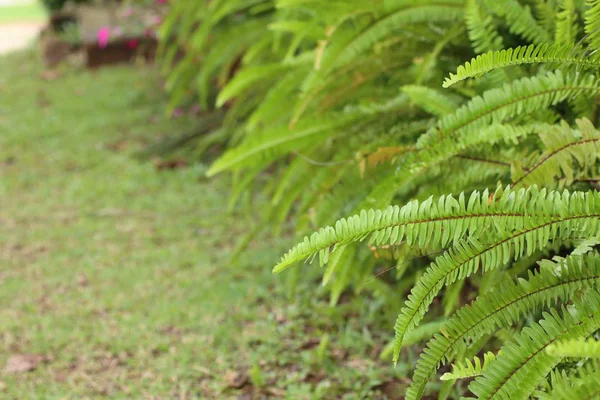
top-left (0, 3), bottom-right (47, 23)
top-left (0, 51), bottom-right (407, 399)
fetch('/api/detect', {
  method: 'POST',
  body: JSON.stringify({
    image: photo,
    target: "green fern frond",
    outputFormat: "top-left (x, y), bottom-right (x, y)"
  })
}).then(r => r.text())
top-left (533, 0), bottom-right (558, 35)
top-left (440, 351), bottom-right (498, 381)
top-left (246, 66), bottom-right (309, 130)
top-left (550, 374), bottom-right (600, 399)
top-left (401, 85), bottom-right (459, 116)
top-left (274, 187), bottom-right (600, 273)
top-left (392, 205), bottom-right (600, 364)
top-left (585, 0), bottom-right (600, 51)
top-left (406, 253), bottom-right (600, 400)
top-left (571, 237), bottom-right (600, 255)
top-left (206, 116), bottom-right (355, 176)
top-left (482, 0), bottom-right (552, 45)
top-left (465, 0), bottom-right (504, 54)
top-left (555, 0), bottom-right (579, 45)
top-left (512, 118), bottom-right (600, 189)
top-left (331, 1), bottom-right (464, 69)
top-left (423, 71), bottom-right (600, 153)
top-left (275, 186), bottom-right (499, 272)
top-left (216, 63), bottom-right (295, 107)
top-left (418, 123), bottom-right (541, 168)
top-left (209, 93), bottom-right (414, 175)
top-left (547, 338), bottom-right (600, 357)
top-left (379, 319), bottom-right (447, 361)
top-left (441, 44), bottom-right (598, 88)
top-left (539, 360), bottom-right (600, 399)
top-left (469, 290), bottom-right (600, 399)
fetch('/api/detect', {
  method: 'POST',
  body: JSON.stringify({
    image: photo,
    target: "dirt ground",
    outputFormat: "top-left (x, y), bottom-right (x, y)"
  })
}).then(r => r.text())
top-left (0, 22), bottom-right (43, 55)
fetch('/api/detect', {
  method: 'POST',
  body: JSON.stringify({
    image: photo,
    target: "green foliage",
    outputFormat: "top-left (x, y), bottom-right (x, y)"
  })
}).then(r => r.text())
top-left (440, 352), bottom-right (498, 381)
top-left (161, 0), bottom-right (600, 398)
top-left (469, 292), bottom-right (600, 399)
top-left (537, 360), bottom-right (600, 399)
top-left (547, 338), bottom-right (600, 357)
top-left (408, 253), bottom-right (600, 399)
top-left (465, 0), bottom-right (504, 54)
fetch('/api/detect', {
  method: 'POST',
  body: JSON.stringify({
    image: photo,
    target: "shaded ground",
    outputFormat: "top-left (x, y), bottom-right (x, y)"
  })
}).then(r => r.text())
top-left (0, 52), bottom-right (406, 399)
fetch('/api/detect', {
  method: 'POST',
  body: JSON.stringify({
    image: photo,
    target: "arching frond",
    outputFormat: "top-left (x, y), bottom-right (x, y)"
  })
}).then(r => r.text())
top-left (422, 71), bottom-right (600, 151)
top-left (512, 118), bottom-right (600, 189)
top-left (533, 0), bottom-right (558, 35)
top-left (418, 123), bottom-right (541, 168)
top-left (555, 0), bottom-right (579, 45)
top-left (441, 352), bottom-right (498, 381)
top-left (469, 290), bottom-right (600, 399)
top-left (482, 0), bottom-right (552, 45)
top-left (401, 85), bottom-right (460, 116)
top-left (465, 0), bottom-right (504, 54)
top-left (538, 360), bottom-right (600, 399)
top-left (162, 2), bottom-right (600, 398)
top-left (392, 207), bottom-right (600, 364)
top-left (206, 116), bottom-right (356, 176)
top-left (547, 338), bottom-right (600, 357)
top-left (330, 1), bottom-right (464, 69)
top-left (406, 253), bottom-right (600, 400)
top-left (585, 0), bottom-right (600, 51)
top-left (442, 44), bottom-right (598, 88)
top-left (216, 63), bottom-right (295, 107)
top-left (273, 188), bottom-right (600, 273)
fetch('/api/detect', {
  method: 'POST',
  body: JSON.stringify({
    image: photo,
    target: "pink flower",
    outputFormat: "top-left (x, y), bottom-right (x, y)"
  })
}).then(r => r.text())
top-left (127, 39), bottom-right (139, 49)
top-left (97, 27), bottom-right (110, 49)
top-left (157, 0), bottom-right (167, 4)
top-left (172, 108), bottom-right (184, 118)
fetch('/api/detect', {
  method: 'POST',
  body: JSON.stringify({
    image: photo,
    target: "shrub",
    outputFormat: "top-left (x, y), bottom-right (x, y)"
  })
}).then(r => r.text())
top-left (162, 0), bottom-right (600, 398)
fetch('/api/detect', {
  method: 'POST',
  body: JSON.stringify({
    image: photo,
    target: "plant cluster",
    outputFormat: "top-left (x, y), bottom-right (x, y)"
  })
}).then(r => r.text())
top-left (161, 0), bottom-right (600, 398)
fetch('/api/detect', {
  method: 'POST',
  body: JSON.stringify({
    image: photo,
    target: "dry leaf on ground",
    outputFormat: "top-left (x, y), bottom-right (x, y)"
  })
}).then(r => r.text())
top-left (4, 354), bottom-right (48, 373)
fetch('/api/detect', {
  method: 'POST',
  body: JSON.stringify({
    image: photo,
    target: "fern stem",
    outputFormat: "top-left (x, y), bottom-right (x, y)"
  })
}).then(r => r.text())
top-left (455, 155), bottom-right (514, 168)
top-left (275, 211), bottom-right (535, 273)
top-left (395, 214), bottom-right (600, 361)
top-left (442, 85), bottom-right (600, 138)
top-left (513, 138), bottom-right (600, 187)
top-left (486, 335), bottom-right (569, 400)
top-left (408, 256), bottom-right (600, 400)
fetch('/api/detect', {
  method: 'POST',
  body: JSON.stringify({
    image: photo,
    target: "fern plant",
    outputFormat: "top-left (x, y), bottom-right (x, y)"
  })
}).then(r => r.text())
top-left (160, 1), bottom-right (600, 398)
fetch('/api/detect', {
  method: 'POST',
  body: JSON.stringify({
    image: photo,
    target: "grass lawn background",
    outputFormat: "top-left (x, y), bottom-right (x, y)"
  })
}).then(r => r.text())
top-left (0, 50), bottom-right (407, 399)
top-left (0, 2), bottom-right (47, 23)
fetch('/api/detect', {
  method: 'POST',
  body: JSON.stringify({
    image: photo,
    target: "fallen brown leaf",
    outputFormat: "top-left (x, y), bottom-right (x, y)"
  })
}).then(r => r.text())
top-left (303, 371), bottom-right (326, 384)
top-left (225, 370), bottom-right (249, 389)
top-left (5, 354), bottom-right (48, 373)
top-left (153, 158), bottom-right (189, 171)
top-left (299, 338), bottom-right (320, 350)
